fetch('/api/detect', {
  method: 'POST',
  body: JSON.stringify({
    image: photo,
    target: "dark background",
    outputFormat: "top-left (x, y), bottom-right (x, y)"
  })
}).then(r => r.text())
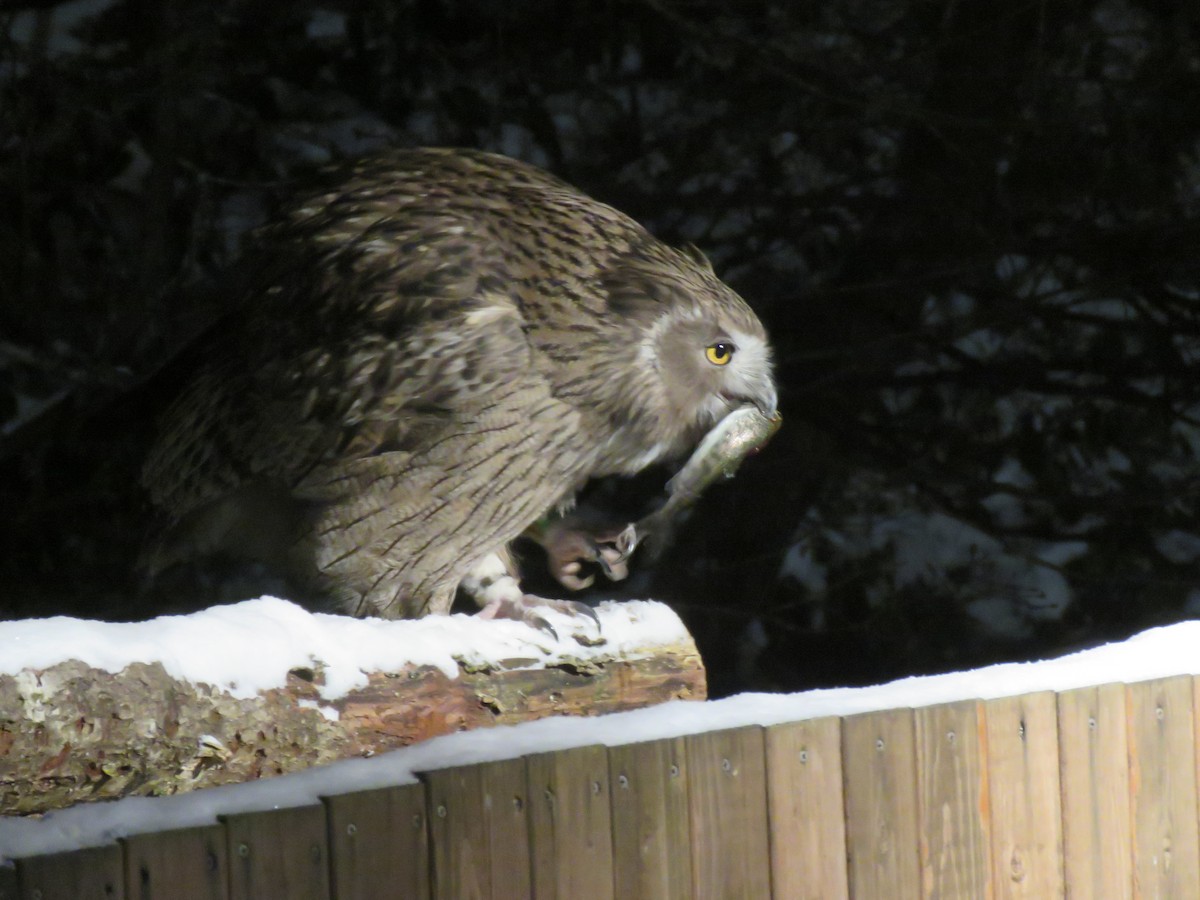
top-left (3, 0), bottom-right (1200, 697)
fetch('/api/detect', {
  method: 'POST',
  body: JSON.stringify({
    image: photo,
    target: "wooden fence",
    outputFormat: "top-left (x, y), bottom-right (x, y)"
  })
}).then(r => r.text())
top-left (5, 674), bottom-right (1200, 898)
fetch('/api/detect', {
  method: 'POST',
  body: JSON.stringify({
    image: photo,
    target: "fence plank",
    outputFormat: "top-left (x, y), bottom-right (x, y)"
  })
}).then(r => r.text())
top-left (1057, 683), bottom-right (1133, 899)
top-left (426, 764), bottom-right (488, 900)
top-left (222, 804), bottom-right (329, 900)
top-left (527, 744), bottom-right (613, 900)
top-left (915, 700), bottom-right (989, 898)
top-left (15, 843), bottom-right (123, 900)
top-left (685, 726), bottom-right (771, 900)
top-left (479, 758), bottom-right (532, 900)
top-left (324, 783), bottom-right (430, 900)
top-left (608, 737), bottom-right (692, 900)
top-left (985, 691), bottom-right (1064, 897)
top-left (424, 757), bottom-right (530, 900)
top-left (765, 717), bottom-right (848, 899)
top-left (842, 708), bottom-right (920, 898)
top-left (123, 824), bottom-right (228, 900)
top-left (1127, 676), bottom-right (1200, 896)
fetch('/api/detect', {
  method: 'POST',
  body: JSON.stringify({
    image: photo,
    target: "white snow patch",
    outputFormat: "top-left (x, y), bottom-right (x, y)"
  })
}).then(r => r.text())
top-left (954, 327), bottom-right (1005, 360)
top-left (8, 0), bottom-right (112, 56)
top-left (993, 457), bottom-right (1035, 489)
top-left (878, 512), bottom-right (992, 588)
top-left (7, 619), bottom-right (1200, 861)
top-left (1156, 530), bottom-right (1200, 565)
top-left (778, 540), bottom-right (828, 592)
top-left (306, 9), bottom-right (346, 40)
top-left (980, 492), bottom-right (1028, 529)
top-left (0, 596), bottom-right (689, 701)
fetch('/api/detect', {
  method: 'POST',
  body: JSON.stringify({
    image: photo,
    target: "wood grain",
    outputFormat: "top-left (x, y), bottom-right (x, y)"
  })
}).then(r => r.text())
top-left (914, 700), bottom-right (989, 898)
top-left (478, 758), bottom-right (532, 900)
top-left (122, 824), bottom-right (228, 900)
top-left (984, 691), bottom-right (1063, 897)
top-left (526, 744), bottom-right (613, 900)
top-left (15, 844), bottom-right (124, 900)
top-left (324, 783), bottom-right (430, 900)
top-left (426, 764), bottom-right (488, 900)
top-left (222, 805), bottom-right (329, 900)
top-left (684, 726), bottom-right (771, 900)
top-left (1127, 676), bottom-right (1199, 896)
top-left (424, 758), bottom-right (531, 900)
top-left (608, 737), bottom-right (692, 900)
top-left (765, 717), bottom-right (848, 899)
top-left (842, 708), bottom-right (921, 898)
top-left (1057, 683), bottom-right (1132, 899)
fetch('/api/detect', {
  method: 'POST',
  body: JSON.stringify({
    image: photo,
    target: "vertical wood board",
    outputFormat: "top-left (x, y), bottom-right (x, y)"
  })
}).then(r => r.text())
top-left (984, 691), bottom-right (1064, 898)
top-left (915, 700), bottom-right (989, 899)
top-left (608, 737), bottom-right (692, 900)
top-left (478, 757), bottom-right (532, 900)
top-left (1057, 683), bottom-right (1133, 899)
top-left (324, 783), bottom-right (430, 900)
top-left (15, 844), bottom-right (124, 900)
top-left (842, 708), bottom-right (920, 898)
top-left (122, 824), bottom-right (228, 900)
top-left (764, 717), bottom-right (848, 900)
top-left (222, 804), bottom-right (329, 900)
top-left (1127, 676), bottom-right (1200, 897)
top-left (422, 757), bottom-right (530, 900)
top-left (685, 726), bottom-right (771, 900)
top-left (425, 765), bottom-right (488, 900)
top-left (526, 744), bottom-right (613, 900)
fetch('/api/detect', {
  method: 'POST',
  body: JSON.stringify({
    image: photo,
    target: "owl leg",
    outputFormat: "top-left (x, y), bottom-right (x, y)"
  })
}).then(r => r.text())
top-left (459, 550), bottom-right (601, 638)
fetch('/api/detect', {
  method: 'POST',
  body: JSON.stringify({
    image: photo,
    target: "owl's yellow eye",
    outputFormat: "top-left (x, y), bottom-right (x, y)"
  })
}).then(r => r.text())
top-left (705, 341), bottom-right (735, 366)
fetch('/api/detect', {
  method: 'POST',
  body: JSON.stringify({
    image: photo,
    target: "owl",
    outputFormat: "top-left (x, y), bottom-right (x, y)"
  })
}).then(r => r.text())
top-left (142, 148), bottom-right (776, 627)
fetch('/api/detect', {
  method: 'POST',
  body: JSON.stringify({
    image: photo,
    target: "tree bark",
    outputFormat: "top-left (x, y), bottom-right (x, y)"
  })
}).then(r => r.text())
top-left (0, 624), bottom-right (705, 816)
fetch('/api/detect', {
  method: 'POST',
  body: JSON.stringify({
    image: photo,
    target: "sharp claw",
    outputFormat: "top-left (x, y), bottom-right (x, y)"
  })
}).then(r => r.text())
top-left (617, 523), bottom-right (638, 554)
top-left (530, 614), bottom-right (559, 640)
top-left (572, 601), bottom-right (601, 629)
top-left (607, 523), bottom-right (639, 566)
top-left (593, 542), bottom-right (616, 578)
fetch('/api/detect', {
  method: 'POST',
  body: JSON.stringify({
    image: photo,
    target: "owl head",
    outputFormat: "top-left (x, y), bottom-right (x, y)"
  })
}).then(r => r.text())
top-left (601, 245), bottom-right (777, 466)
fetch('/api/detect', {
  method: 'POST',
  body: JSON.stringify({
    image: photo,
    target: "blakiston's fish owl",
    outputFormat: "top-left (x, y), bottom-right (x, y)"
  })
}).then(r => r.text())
top-left (143, 148), bottom-right (777, 624)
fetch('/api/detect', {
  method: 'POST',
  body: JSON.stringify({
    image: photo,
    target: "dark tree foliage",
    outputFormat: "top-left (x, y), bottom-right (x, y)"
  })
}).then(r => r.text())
top-left (2, 0), bottom-right (1199, 695)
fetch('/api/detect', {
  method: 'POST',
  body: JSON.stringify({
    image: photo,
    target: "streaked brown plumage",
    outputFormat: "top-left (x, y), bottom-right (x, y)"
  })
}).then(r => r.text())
top-left (142, 148), bottom-right (776, 621)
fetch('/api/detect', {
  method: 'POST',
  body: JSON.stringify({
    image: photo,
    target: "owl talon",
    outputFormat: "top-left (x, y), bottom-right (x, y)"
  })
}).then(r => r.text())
top-left (603, 524), bottom-right (639, 569)
top-left (529, 614), bottom-right (559, 640)
top-left (533, 517), bottom-right (636, 590)
top-left (477, 590), bottom-right (602, 640)
top-left (567, 599), bottom-right (602, 629)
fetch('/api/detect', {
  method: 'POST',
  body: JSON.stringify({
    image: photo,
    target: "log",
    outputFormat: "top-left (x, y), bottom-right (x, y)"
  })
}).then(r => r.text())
top-left (0, 599), bottom-right (705, 815)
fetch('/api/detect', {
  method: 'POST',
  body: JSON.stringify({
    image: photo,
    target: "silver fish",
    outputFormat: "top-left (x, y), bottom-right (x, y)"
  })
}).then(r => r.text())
top-left (625, 405), bottom-right (782, 561)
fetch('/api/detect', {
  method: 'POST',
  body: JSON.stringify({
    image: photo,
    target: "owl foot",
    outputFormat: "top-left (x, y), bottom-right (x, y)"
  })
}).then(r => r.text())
top-left (533, 519), bottom-right (638, 590)
top-left (461, 551), bottom-right (602, 641)
top-left (477, 593), bottom-right (601, 641)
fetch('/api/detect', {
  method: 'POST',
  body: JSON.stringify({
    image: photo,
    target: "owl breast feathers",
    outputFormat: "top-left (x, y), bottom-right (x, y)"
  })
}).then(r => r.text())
top-left (142, 148), bottom-right (776, 622)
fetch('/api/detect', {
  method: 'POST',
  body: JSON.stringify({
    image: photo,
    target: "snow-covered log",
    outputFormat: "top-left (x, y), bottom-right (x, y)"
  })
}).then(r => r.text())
top-left (0, 598), bottom-right (704, 815)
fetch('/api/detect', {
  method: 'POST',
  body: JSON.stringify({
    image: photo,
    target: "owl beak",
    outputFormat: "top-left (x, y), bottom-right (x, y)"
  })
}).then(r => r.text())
top-left (720, 377), bottom-right (777, 422)
top-left (756, 385), bottom-right (778, 419)
top-left (746, 378), bottom-right (778, 420)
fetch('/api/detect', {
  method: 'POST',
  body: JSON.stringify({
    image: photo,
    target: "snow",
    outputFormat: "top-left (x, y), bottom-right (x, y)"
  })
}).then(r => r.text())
top-left (6, 604), bottom-right (1200, 862)
top-left (0, 596), bottom-right (690, 701)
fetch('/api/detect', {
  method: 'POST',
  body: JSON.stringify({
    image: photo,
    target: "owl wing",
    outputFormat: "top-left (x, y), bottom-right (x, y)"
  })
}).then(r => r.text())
top-left (144, 211), bottom-right (541, 518)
